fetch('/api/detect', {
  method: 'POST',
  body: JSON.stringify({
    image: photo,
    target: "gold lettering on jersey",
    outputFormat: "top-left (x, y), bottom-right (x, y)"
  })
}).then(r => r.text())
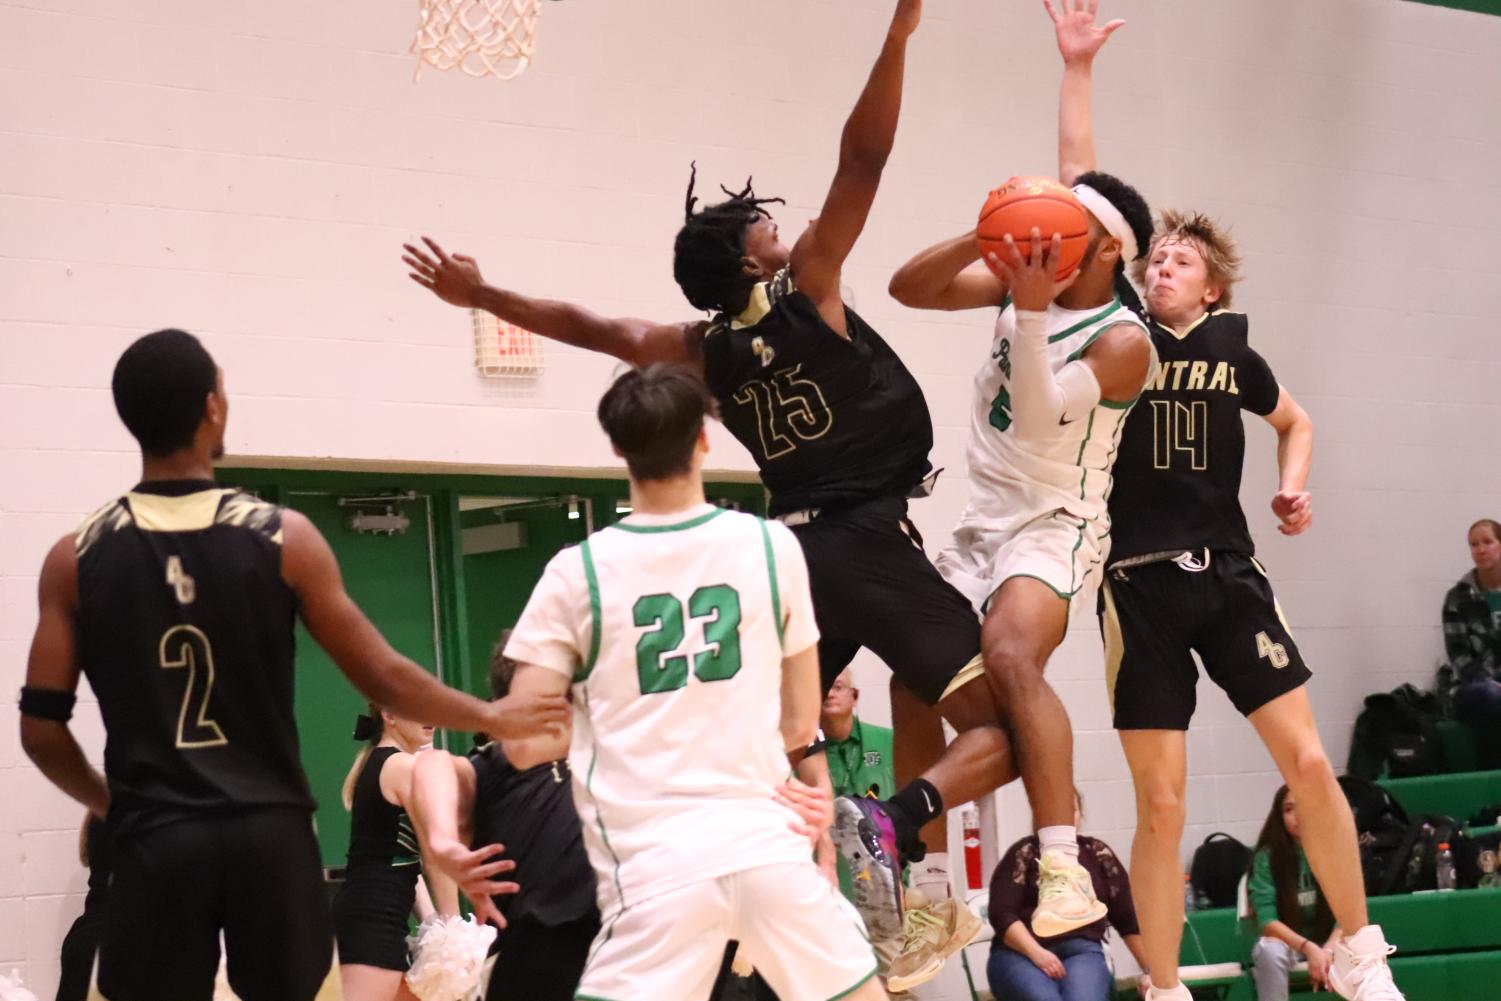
top-left (1150, 399), bottom-right (1209, 471)
top-left (159, 625), bottom-right (228, 748)
top-left (732, 365), bottom-right (834, 462)
top-left (165, 555), bottom-right (196, 605)
top-left (1147, 361), bottom-right (1240, 397)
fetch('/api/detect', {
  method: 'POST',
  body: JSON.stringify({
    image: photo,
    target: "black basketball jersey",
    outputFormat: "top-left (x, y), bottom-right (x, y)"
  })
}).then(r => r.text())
top-left (1108, 310), bottom-right (1281, 563)
top-left (469, 744), bottom-right (594, 925)
top-left (701, 268), bottom-right (934, 517)
top-left (74, 479), bottom-right (314, 835)
top-left (346, 746), bottom-right (420, 869)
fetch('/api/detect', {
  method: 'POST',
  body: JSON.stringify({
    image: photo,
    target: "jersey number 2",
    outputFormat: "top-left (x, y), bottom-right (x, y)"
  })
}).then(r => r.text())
top-left (159, 625), bottom-right (228, 748)
top-left (633, 585), bottom-right (742, 695)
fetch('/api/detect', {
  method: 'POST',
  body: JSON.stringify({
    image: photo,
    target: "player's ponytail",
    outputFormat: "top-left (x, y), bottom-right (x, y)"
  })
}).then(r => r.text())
top-left (341, 704), bottom-right (385, 810)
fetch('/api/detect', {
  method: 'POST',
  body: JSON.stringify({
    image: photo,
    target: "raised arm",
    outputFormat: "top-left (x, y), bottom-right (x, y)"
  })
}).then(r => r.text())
top-left (19, 536), bottom-right (110, 819)
top-left (1044, 0), bottom-right (1124, 184)
top-left (889, 231), bottom-right (1008, 312)
top-left (402, 237), bottom-right (704, 370)
top-left (789, 0), bottom-right (922, 332)
top-left (1263, 386), bottom-right (1314, 536)
top-left (282, 511), bottom-right (569, 740)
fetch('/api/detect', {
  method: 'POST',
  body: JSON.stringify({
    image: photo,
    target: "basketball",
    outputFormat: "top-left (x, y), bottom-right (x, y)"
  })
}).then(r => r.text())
top-left (977, 176), bottom-right (1090, 281)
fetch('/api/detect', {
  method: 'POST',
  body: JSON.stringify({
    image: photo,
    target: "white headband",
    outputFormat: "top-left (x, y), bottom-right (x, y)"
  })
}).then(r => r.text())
top-left (1072, 184), bottom-right (1138, 265)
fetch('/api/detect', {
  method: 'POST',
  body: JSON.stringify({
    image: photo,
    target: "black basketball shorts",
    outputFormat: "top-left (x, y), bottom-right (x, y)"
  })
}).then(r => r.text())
top-left (788, 496), bottom-right (982, 706)
top-left (1099, 551), bottom-right (1312, 731)
top-left (98, 807), bottom-right (336, 1001)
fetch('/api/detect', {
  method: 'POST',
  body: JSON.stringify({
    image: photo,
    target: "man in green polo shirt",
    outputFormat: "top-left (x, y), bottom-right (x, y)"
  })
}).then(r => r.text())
top-left (822, 669), bottom-right (896, 804)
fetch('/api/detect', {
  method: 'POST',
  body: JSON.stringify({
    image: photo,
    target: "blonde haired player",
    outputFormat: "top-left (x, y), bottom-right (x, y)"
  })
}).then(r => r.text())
top-left (483, 365), bottom-right (884, 1001)
top-left (889, 166), bottom-right (1157, 936)
top-left (1047, 2), bottom-right (1405, 999)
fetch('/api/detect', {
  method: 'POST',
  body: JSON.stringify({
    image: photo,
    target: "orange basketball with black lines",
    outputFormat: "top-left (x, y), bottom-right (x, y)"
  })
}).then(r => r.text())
top-left (977, 176), bottom-right (1090, 281)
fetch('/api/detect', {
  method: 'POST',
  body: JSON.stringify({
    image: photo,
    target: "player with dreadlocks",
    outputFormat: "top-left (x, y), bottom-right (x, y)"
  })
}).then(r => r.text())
top-left (402, 1), bottom-right (1022, 989)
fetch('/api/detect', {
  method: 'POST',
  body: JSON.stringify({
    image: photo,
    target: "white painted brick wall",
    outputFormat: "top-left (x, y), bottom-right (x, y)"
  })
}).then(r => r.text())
top-left (3, 0), bottom-right (1500, 992)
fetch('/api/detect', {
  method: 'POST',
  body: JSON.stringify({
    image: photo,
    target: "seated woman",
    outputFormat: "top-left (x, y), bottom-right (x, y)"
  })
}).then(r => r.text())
top-left (1439, 519), bottom-right (1501, 767)
top-left (988, 790), bottom-right (1149, 1001)
top-left (1247, 785), bottom-right (1338, 1000)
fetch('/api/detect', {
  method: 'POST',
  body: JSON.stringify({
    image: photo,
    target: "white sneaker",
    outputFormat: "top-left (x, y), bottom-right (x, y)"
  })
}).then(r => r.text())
top-left (1030, 849), bottom-right (1107, 938)
top-left (1144, 984), bottom-right (1193, 1001)
top-left (1328, 925), bottom-right (1405, 1000)
top-left (885, 896), bottom-right (983, 993)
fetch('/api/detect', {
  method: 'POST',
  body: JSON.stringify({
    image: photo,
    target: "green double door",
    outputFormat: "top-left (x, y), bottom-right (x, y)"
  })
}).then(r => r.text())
top-left (287, 491), bottom-right (444, 869)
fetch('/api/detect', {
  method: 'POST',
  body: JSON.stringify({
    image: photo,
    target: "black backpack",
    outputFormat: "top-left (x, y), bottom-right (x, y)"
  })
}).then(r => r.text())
top-left (1190, 833), bottom-right (1252, 908)
top-left (1339, 776), bottom-right (1412, 896)
top-left (1347, 685), bottom-right (1444, 779)
top-left (1375, 813), bottom-right (1475, 894)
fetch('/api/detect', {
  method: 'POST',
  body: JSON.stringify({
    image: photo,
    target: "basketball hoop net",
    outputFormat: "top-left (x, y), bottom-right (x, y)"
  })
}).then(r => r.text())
top-left (412, 0), bottom-right (543, 81)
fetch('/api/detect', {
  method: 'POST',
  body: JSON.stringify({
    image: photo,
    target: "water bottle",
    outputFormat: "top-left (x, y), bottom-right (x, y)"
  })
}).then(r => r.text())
top-left (1184, 874), bottom-right (1196, 912)
top-left (1435, 842), bottom-right (1457, 891)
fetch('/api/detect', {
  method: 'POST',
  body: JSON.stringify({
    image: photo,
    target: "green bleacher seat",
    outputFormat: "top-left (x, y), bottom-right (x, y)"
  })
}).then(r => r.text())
top-left (1180, 889), bottom-right (1501, 966)
top-left (1378, 769), bottom-right (1501, 820)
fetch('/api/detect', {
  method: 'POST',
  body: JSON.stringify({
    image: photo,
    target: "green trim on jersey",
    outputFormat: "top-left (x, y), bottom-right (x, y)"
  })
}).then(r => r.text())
top-left (827, 967), bottom-right (881, 1001)
top-left (580, 688), bottom-right (629, 961)
top-left (758, 519), bottom-right (784, 648)
top-left (578, 540), bottom-right (603, 682)
top-left (1098, 396), bottom-right (1137, 410)
top-left (609, 508), bottom-right (726, 534)
top-left (1048, 298), bottom-right (1122, 344)
top-left (1064, 311), bottom-right (1148, 363)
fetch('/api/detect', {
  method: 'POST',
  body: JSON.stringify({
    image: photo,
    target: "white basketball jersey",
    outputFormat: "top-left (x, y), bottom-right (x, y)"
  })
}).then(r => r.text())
top-left (506, 504), bottom-right (819, 918)
top-left (963, 296), bottom-right (1154, 529)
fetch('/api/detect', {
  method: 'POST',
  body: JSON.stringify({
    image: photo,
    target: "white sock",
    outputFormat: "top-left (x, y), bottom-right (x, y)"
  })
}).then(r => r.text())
top-left (1038, 826), bottom-right (1079, 863)
top-left (913, 852), bottom-right (951, 900)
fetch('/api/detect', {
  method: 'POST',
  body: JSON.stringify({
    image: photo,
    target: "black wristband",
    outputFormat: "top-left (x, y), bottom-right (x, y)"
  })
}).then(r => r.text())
top-left (803, 727), bottom-right (828, 757)
top-left (19, 685), bottom-right (77, 722)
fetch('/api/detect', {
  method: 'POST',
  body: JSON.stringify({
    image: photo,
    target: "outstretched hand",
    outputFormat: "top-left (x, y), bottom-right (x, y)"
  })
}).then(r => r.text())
top-left (986, 230), bottom-right (1080, 312)
top-left (890, 0), bottom-right (922, 39)
top-left (1043, 0), bottom-right (1124, 64)
top-left (426, 839), bottom-right (518, 928)
top-left (403, 236), bottom-right (486, 309)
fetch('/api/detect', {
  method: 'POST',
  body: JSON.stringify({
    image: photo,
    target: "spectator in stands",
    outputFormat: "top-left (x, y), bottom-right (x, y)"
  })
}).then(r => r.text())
top-left (1247, 785), bottom-right (1338, 999)
top-left (988, 790), bottom-right (1149, 1001)
top-left (1439, 519), bottom-right (1501, 767)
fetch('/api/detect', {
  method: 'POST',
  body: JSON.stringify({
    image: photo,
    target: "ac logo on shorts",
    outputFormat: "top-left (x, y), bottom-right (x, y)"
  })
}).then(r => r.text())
top-left (1256, 630), bottom-right (1290, 669)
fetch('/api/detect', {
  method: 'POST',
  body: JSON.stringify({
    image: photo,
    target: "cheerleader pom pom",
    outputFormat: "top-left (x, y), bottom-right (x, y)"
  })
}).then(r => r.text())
top-left (0, 969), bottom-right (38, 1001)
top-left (405, 914), bottom-right (499, 1001)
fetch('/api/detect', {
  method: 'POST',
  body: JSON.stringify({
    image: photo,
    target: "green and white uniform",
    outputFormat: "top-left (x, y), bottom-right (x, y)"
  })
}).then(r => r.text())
top-left (937, 297), bottom-right (1154, 606)
top-left (507, 504), bottom-right (876, 1001)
